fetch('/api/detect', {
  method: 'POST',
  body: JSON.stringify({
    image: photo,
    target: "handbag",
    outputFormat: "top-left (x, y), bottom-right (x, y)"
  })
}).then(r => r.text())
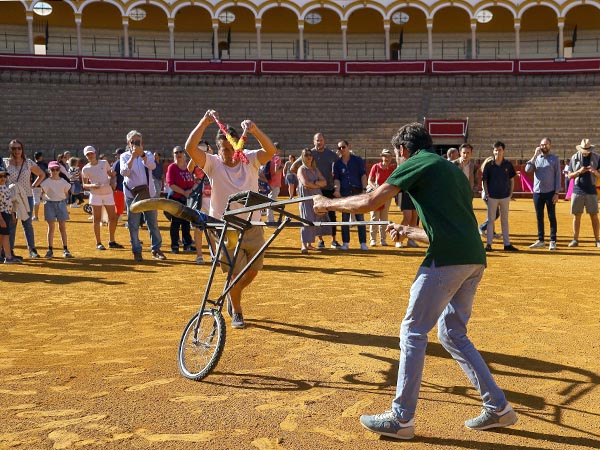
top-left (130, 184), bottom-right (150, 202)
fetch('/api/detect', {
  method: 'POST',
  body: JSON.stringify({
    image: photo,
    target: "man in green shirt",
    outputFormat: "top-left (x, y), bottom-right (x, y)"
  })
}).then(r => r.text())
top-left (313, 122), bottom-right (516, 439)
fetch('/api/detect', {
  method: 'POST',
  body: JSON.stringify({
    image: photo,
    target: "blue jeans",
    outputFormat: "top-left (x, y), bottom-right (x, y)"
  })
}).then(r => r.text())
top-left (533, 192), bottom-right (557, 242)
top-left (9, 196), bottom-right (36, 251)
top-left (392, 263), bottom-right (506, 420)
top-left (341, 212), bottom-right (366, 244)
top-left (125, 197), bottom-right (162, 254)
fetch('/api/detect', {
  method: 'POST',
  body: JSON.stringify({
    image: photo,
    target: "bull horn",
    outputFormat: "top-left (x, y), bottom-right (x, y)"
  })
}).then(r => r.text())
top-left (130, 198), bottom-right (209, 227)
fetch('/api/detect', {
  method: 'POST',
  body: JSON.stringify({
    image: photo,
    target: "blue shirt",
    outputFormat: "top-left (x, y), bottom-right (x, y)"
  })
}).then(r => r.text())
top-left (120, 150), bottom-right (157, 199)
top-left (525, 153), bottom-right (561, 194)
top-left (333, 154), bottom-right (366, 197)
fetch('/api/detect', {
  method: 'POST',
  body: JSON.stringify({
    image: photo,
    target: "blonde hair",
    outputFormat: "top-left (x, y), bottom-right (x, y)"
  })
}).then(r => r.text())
top-left (301, 148), bottom-right (316, 169)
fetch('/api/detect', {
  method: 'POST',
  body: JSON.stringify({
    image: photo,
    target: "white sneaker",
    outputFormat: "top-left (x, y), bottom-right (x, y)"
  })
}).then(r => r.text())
top-left (529, 240), bottom-right (545, 249)
top-left (369, 239), bottom-right (377, 247)
top-left (596, 241), bottom-right (600, 248)
top-left (395, 242), bottom-right (403, 248)
top-left (340, 243), bottom-right (349, 250)
top-left (360, 243), bottom-right (369, 251)
top-left (549, 241), bottom-right (557, 251)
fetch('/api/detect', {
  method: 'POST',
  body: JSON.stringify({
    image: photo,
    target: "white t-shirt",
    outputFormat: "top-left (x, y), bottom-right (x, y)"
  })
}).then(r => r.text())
top-left (203, 150), bottom-right (261, 221)
top-left (81, 160), bottom-right (113, 195)
top-left (40, 177), bottom-right (71, 201)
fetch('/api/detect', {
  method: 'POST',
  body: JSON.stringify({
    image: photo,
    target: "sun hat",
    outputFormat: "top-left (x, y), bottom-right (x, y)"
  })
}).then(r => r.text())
top-left (83, 145), bottom-right (96, 155)
top-left (576, 139), bottom-right (594, 152)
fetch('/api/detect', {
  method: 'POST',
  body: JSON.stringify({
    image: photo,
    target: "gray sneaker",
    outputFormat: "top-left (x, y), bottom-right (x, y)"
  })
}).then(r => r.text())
top-left (549, 241), bottom-right (557, 251)
top-left (231, 313), bottom-right (246, 329)
top-left (568, 240), bottom-right (579, 247)
top-left (44, 249), bottom-right (53, 259)
top-left (465, 404), bottom-right (518, 431)
top-left (359, 410), bottom-right (414, 440)
top-left (529, 240), bottom-right (545, 249)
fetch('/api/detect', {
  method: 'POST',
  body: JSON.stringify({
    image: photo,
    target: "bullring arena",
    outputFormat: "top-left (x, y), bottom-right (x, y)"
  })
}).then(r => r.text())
top-left (1, 0), bottom-right (600, 449)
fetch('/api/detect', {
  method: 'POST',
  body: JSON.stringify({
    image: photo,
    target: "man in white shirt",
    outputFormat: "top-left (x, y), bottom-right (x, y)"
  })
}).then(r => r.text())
top-left (120, 130), bottom-right (165, 262)
top-left (185, 110), bottom-right (276, 329)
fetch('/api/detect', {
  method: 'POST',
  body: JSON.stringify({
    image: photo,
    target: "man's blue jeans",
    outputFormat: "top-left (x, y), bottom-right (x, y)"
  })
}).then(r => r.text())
top-left (125, 197), bottom-right (162, 254)
top-left (533, 192), bottom-right (557, 242)
top-left (9, 196), bottom-right (36, 251)
top-left (392, 263), bottom-right (506, 420)
top-left (341, 212), bottom-right (366, 244)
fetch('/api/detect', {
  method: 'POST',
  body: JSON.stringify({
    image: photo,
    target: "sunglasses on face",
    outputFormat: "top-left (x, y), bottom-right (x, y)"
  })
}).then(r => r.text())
top-left (0, 174), bottom-right (7, 178)
top-left (50, 168), bottom-right (60, 172)
top-left (174, 150), bottom-right (184, 154)
top-left (10, 146), bottom-right (22, 151)
top-left (338, 145), bottom-right (347, 150)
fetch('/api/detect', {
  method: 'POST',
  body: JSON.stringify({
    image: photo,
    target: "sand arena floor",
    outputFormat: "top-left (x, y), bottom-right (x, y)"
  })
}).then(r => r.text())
top-left (0, 198), bottom-right (598, 450)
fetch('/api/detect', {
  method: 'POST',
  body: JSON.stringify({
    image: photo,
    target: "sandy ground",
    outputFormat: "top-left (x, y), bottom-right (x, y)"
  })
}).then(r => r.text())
top-left (0, 198), bottom-right (599, 450)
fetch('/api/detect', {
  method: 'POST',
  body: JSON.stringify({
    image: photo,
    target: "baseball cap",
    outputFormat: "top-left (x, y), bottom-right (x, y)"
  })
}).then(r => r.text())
top-left (381, 149), bottom-right (393, 156)
top-left (114, 148), bottom-right (125, 155)
top-left (48, 161), bottom-right (60, 169)
top-left (83, 145), bottom-right (96, 155)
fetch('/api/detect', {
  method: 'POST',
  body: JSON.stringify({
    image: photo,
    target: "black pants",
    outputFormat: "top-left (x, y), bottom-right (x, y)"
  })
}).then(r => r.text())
top-left (321, 188), bottom-right (337, 239)
top-left (533, 192), bottom-right (557, 242)
top-left (170, 216), bottom-right (193, 249)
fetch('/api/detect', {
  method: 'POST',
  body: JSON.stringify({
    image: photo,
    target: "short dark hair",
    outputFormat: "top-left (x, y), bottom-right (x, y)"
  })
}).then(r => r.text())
top-left (34, 151), bottom-right (43, 160)
top-left (216, 125), bottom-right (238, 148)
top-left (391, 122), bottom-right (432, 156)
top-left (493, 141), bottom-right (505, 150)
top-left (459, 143), bottom-right (473, 151)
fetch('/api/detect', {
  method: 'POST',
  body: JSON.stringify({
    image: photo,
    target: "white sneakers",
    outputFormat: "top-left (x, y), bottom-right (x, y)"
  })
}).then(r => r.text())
top-left (529, 240), bottom-right (545, 249)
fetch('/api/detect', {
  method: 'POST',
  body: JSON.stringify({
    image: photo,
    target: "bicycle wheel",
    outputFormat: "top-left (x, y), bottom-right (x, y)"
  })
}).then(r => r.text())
top-left (178, 309), bottom-right (226, 381)
top-left (83, 203), bottom-right (92, 214)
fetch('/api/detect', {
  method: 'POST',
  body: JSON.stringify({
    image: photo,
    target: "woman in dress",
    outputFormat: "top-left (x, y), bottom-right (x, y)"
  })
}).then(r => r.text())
top-left (3, 139), bottom-right (46, 259)
top-left (297, 148), bottom-right (331, 254)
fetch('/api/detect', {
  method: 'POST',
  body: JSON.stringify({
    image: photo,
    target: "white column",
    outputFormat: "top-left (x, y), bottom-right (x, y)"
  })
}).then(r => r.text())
top-left (212, 21), bottom-right (219, 59)
top-left (471, 21), bottom-right (477, 59)
top-left (384, 22), bottom-right (390, 60)
top-left (168, 20), bottom-right (175, 58)
top-left (122, 18), bottom-right (129, 57)
top-left (558, 20), bottom-right (564, 59)
top-left (341, 22), bottom-right (347, 60)
top-left (75, 16), bottom-right (82, 56)
top-left (256, 21), bottom-right (262, 59)
top-left (427, 21), bottom-right (433, 59)
top-left (26, 13), bottom-right (34, 54)
top-left (514, 22), bottom-right (520, 59)
top-left (298, 21), bottom-right (304, 60)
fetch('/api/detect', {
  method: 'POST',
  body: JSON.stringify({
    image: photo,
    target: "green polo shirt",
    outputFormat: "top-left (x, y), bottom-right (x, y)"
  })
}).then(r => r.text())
top-left (386, 150), bottom-right (486, 267)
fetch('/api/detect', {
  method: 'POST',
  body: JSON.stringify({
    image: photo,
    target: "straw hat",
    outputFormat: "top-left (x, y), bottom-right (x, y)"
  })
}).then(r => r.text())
top-left (576, 139), bottom-right (594, 152)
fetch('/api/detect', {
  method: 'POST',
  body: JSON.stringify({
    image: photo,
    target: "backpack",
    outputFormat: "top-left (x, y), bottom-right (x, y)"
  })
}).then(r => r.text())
top-left (187, 173), bottom-right (206, 211)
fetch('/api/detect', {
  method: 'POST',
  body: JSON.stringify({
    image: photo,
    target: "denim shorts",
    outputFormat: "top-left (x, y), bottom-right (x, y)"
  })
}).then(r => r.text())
top-left (44, 200), bottom-right (70, 222)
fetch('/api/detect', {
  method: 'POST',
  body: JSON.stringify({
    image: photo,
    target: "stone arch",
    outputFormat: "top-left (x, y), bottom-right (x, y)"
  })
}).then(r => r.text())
top-left (300, 1), bottom-right (344, 22)
top-left (171, 0), bottom-right (213, 19)
top-left (474, 0), bottom-right (518, 19)
top-left (125, 0), bottom-right (171, 19)
top-left (257, 1), bottom-right (301, 20)
top-left (215, 1), bottom-right (259, 18)
top-left (78, 0), bottom-right (125, 16)
top-left (561, 0), bottom-right (600, 16)
top-left (430, 0), bottom-right (475, 20)
top-left (385, 1), bottom-right (430, 22)
top-left (343, 2), bottom-right (386, 22)
top-left (517, 0), bottom-right (561, 19)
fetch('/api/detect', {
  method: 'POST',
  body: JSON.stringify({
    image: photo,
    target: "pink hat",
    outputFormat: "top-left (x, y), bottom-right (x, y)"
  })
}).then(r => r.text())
top-left (48, 161), bottom-right (60, 169)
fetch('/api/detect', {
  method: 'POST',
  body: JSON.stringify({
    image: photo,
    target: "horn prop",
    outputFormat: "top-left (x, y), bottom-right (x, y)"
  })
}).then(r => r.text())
top-left (130, 198), bottom-right (209, 227)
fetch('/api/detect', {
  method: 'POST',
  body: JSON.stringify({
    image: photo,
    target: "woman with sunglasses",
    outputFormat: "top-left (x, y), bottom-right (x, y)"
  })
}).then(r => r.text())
top-left (0, 167), bottom-right (20, 263)
top-left (166, 146), bottom-right (196, 254)
top-left (297, 148), bottom-right (331, 254)
top-left (3, 140), bottom-right (46, 259)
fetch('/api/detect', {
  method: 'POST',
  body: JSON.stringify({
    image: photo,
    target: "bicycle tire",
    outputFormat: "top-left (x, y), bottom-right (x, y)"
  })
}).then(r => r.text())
top-left (178, 309), bottom-right (226, 381)
top-left (83, 204), bottom-right (92, 214)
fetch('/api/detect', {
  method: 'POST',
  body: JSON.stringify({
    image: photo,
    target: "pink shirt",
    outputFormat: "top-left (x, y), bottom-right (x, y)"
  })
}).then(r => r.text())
top-left (268, 155), bottom-right (283, 188)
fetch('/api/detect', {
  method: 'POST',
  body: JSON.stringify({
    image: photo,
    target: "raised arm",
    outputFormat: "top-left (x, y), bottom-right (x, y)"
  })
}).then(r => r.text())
top-left (184, 110), bottom-right (214, 169)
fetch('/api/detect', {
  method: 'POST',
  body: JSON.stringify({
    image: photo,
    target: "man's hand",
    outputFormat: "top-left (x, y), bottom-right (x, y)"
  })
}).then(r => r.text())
top-left (313, 195), bottom-right (329, 214)
top-left (386, 223), bottom-right (408, 242)
top-left (533, 146), bottom-right (542, 158)
top-left (552, 193), bottom-right (559, 204)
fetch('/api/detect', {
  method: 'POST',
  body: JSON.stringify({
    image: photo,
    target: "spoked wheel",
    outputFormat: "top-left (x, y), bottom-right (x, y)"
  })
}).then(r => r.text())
top-left (178, 309), bottom-right (226, 381)
top-left (83, 203), bottom-right (92, 214)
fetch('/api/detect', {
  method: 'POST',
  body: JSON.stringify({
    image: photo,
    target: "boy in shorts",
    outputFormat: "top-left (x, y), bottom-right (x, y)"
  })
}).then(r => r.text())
top-left (40, 161), bottom-right (73, 258)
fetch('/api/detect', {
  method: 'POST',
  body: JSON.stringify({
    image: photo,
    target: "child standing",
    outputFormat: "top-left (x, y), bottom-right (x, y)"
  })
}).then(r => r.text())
top-left (40, 161), bottom-right (73, 258)
top-left (0, 167), bottom-right (20, 264)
